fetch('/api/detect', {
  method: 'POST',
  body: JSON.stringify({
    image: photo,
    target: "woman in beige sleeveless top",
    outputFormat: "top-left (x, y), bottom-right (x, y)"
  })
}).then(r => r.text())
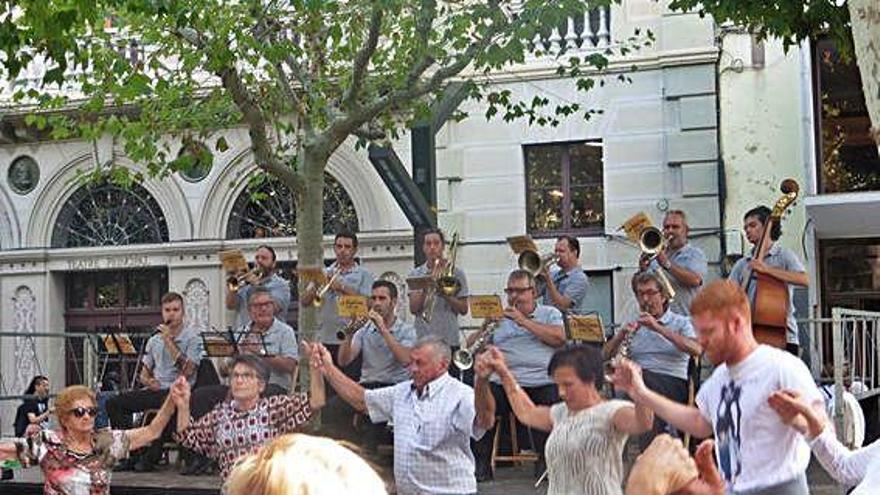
top-left (475, 345), bottom-right (653, 495)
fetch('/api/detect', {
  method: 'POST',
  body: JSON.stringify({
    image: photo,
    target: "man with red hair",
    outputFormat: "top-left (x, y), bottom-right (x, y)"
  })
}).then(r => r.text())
top-left (612, 279), bottom-right (821, 495)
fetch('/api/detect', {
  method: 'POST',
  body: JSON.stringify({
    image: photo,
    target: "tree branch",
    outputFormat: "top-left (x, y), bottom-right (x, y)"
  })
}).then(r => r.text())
top-left (341, 4), bottom-right (384, 109)
top-left (175, 26), bottom-right (304, 194)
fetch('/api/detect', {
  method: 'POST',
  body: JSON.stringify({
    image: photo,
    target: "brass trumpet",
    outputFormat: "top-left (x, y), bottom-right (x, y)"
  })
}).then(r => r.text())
top-left (638, 226), bottom-right (676, 300)
top-left (518, 249), bottom-right (559, 277)
top-left (336, 315), bottom-right (371, 340)
top-left (227, 266), bottom-right (265, 292)
top-left (421, 232), bottom-right (461, 322)
top-left (453, 319), bottom-right (500, 370)
top-left (313, 270), bottom-right (341, 308)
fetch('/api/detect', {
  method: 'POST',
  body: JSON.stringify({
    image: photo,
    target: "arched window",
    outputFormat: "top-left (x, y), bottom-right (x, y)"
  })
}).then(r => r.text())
top-left (226, 173), bottom-right (359, 239)
top-left (52, 181), bottom-right (169, 248)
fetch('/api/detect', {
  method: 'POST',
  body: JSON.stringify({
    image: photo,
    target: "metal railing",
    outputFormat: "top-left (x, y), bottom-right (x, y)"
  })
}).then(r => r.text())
top-left (802, 307), bottom-right (880, 440)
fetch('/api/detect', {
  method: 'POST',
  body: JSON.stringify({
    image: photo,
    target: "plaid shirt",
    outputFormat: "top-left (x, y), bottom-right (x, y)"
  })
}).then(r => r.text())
top-left (365, 373), bottom-right (483, 495)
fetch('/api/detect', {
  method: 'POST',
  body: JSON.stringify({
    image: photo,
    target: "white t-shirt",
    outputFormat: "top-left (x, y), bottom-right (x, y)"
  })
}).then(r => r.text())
top-left (696, 345), bottom-right (822, 493)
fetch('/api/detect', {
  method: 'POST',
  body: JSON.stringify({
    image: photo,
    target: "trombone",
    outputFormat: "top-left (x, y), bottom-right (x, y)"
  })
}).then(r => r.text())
top-left (421, 232), bottom-right (461, 322)
top-left (313, 269), bottom-right (341, 308)
top-left (638, 226), bottom-right (676, 300)
top-left (453, 319), bottom-right (500, 370)
top-left (227, 266), bottom-right (265, 292)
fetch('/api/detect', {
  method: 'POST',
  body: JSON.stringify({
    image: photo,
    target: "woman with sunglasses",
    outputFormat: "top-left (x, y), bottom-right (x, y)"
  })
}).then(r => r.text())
top-left (0, 379), bottom-right (179, 495)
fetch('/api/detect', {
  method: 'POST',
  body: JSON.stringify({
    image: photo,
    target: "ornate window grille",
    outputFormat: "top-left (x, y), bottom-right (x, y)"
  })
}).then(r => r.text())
top-left (226, 173), bottom-right (359, 239)
top-left (52, 181), bottom-right (169, 248)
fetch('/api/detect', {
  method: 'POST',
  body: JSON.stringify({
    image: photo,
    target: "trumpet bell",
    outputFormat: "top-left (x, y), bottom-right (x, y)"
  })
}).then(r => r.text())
top-left (453, 349), bottom-right (474, 370)
top-left (518, 250), bottom-right (542, 275)
top-left (437, 276), bottom-right (461, 297)
top-left (639, 226), bottom-right (664, 254)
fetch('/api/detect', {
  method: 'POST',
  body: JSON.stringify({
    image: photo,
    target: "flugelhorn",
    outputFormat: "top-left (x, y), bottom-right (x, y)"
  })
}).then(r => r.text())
top-left (518, 250), bottom-right (559, 277)
top-left (227, 266), bottom-right (265, 292)
top-left (453, 319), bottom-right (500, 370)
top-left (313, 269), bottom-right (341, 307)
top-left (638, 226), bottom-right (676, 300)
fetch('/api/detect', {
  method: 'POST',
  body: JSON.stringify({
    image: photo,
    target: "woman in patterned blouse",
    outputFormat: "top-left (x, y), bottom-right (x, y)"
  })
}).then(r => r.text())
top-left (0, 381), bottom-right (178, 495)
top-left (171, 350), bottom-right (325, 480)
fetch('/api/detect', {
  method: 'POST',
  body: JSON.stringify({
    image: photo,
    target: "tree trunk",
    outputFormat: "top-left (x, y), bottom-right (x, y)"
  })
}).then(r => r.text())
top-left (296, 148), bottom-right (327, 392)
top-left (848, 0), bottom-right (880, 148)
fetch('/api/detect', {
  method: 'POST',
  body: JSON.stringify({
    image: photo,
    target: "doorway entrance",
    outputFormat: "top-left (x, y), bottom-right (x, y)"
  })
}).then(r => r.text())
top-left (64, 268), bottom-right (168, 388)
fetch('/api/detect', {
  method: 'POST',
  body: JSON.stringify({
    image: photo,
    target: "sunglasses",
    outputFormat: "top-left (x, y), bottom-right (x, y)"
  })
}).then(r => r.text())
top-left (69, 407), bottom-right (99, 418)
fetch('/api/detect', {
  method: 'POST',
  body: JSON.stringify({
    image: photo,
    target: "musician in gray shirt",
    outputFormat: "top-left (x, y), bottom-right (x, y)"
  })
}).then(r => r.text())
top-left (301, 231), bottom-right (374, 351)
top-left (728, 205), bottom-right (808, 354)
top-left (238, 288), bottom-right (300, 392)
top-left (408, 228), bottom-right (469, 348)
top-left (537, 235), bottom-right (589, 314)
top-left (605, 271), bottom-right (701, 447)
top-left (226, 245), bottom-right (291, 328)
top-left (640, 210), bottom-right (707, 316)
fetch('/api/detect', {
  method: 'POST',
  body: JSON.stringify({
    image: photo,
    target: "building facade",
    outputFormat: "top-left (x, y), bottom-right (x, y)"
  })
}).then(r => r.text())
top-left (0, 0), bottom-right (724, 428)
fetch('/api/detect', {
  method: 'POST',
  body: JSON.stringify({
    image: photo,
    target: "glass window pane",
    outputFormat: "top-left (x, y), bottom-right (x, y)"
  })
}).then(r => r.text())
top-left (570, 185), bottom-right (604, 229)
top-left (824, 243), bottom-right (880, 293)
top-left (67, 276), bottom-right (89, 309)
top-left (95, 273), bottom-right (122, 309)
top-left (569, 141), bottom-right (603, 185)
top-left (525, 145), bottom-right (564, 187)
top-left (126, 271), bottom-right (155, 308)
top-left (528, 190), bottom-right (564, 231)
top-left (816, 39), bottom-right (880, 193)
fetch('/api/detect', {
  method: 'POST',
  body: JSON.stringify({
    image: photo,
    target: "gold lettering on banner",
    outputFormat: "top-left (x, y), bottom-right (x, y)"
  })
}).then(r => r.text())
top-left (337, 295), bottom-right (369, 317)
top-left (567, 314), bottom-right (605, 343)
top-left (468, 295), bottom-right (504, 319)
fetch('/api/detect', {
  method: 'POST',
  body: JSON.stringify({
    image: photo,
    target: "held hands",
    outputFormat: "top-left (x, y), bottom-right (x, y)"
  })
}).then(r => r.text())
top-left (169, 376), bottom-right (190, 408)
top-left (626, 434), bottom-right (698, 495)
top-left (608, 358), bottom-right (646, 397)
top-left (767, 389), bottom-right (827, 438)
top-left (672, 440), bottom-right (725, 495)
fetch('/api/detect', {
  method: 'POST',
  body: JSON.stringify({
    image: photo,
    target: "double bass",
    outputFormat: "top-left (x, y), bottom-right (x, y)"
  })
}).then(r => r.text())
top-left (741, 179), bottom-right (799, 348)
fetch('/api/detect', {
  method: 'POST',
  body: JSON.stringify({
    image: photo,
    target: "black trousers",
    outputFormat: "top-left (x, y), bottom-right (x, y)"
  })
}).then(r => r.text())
top-left (635, 370), bottom-right (689, 449)
top-left (473, 382), bottom-right (558, 474)
top-left (105, 388), bottom-right (174, 461)
top-left (320, 382), bottom-right (392, 452)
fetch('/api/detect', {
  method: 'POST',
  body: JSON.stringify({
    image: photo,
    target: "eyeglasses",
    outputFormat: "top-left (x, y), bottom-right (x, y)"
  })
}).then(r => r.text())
top-left (69, 407), bottom-right (99, 418)
top-left (504, 287), bottom-right (533, 295)
top-left (231, 372), bottom-right (259, 382)
top-left (637, 289), bottom-right (662, 297)
top-left (249, 301), bottom-right (275, 309)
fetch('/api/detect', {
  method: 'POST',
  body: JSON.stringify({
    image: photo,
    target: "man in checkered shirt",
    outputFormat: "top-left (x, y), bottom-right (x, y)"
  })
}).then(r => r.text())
top-left (316, 335), bottom-right (490, 495)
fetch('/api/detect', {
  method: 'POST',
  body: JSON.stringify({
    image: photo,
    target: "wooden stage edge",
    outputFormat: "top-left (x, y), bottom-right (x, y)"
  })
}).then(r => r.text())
top-left (1, 467), bottom-right (221, 494)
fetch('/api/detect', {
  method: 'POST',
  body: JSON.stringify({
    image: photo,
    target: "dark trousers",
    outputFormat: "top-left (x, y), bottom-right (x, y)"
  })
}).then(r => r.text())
top-left (473, 382), bottom-right (558, 474)
top-left (634, 370), bottom-right (689, 449)
top-left (106, 388), bottom-right (174, 462)
top-left (321, 382), bottom-right (392, 452)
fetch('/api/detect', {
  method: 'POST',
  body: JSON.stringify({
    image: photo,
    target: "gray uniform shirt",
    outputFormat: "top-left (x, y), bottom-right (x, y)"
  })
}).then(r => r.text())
top-left (728, 243), bottom-right (806, 345)
top-left (490, 304), bottom-right (563, 387)
top-left (351, 318), bottom-right (417, 385)
top-left (235, 272), bottom-right (292, 328)
top-left (628, 309), bottom-right (696, 381)
top-left (538, 265), bottom-right (589, 314)
top-left (242, 317), bottom-right (299, 390)
top-left (409, 263), bottom-right (469, 346)
top-left (142, 325), bottom-right (204, 388)
top-left (317, 262), bottom-right (374, 344)
top-left (648, 243), bottom-right (708, 316)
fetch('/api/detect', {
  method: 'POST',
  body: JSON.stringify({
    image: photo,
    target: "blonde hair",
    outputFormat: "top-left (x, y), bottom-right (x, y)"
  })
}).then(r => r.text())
top-left (226, 434), bottom-right (387, 495)
top-left (55, 385), bottom-right (97, 430)
top-left (690, 279), bottom-right (751, 323)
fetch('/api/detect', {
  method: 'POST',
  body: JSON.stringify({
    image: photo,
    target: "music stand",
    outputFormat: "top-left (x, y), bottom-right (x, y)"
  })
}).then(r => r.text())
top-left (200, 328), bottom-right (273, 357)
top-left (95, 332), bottom-right (139, 390)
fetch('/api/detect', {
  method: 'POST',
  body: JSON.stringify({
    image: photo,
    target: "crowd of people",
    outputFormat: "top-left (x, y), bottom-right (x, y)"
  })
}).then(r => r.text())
top-left (2, 208), bottom-right (874, 495)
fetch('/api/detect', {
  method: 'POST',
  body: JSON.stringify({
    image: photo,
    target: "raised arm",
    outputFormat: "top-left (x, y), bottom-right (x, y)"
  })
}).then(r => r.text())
top-left (316, 343), bottom-right (367, 412)
top-left (612, 401), bottom-right (654, 435)
top-left (126, 384), bottom-right (178, 451)
top-left (611, 359), bottom-right (713, 438)
top-left (304, 343), bottom-right (326, 410)
top-left (473, 352), bottom-right (496, 431)
top-left (488, 347), bottom-right (553, 431)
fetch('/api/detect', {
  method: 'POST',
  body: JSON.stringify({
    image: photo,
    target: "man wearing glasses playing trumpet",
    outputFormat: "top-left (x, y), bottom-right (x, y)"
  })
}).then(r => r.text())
top-left (639, 210), bottom-right (707, 316)
top-left (537, 235), bottom-right (590, 315)
top-left (321, 279), bottom-right (416, 451)
top-left (472, 269), bottom-right (566, 482)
